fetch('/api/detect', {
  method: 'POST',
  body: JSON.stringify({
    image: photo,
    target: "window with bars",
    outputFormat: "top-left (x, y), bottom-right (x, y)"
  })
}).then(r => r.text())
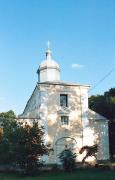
top-left (61, 116), bottom-right (69, 125)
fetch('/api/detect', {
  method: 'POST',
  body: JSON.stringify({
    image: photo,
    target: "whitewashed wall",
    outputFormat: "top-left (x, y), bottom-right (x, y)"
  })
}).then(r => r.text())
top-left (20, 82), bottom-right (109, 164)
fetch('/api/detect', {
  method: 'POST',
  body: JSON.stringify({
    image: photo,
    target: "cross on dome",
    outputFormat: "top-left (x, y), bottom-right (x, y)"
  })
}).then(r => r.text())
top-left (47, 41), bottom-right (51, 49)
top-left (46, 41), bottom-right (52, 60)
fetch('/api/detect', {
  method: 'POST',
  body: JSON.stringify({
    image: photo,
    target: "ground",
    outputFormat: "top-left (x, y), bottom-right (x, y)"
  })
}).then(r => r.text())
top-left (0, 169), bottom-right (115, 180)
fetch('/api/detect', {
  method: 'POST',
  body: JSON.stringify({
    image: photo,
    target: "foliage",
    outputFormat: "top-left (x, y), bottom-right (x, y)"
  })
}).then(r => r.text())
top-left (0, 127), bottom-right (3, 141)
top-left (89, 87), bottom-right (115, 120)
top-left (0, 111), bottom-right (50, 174)
top-left (0, 110), bottom-right (17, 164)
top-left (59, 149), bottom-right (76, 171)
top-left (79, 144), bottom-right (98, 163)
top-left (13, 121), bottom-right (50, 174)
top-left (0, 110), bottom-right (16, 119)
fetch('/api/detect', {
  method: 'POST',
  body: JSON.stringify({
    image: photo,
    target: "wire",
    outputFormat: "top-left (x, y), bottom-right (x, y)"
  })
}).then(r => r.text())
top-left (89, 67), bottom-right (115, 92)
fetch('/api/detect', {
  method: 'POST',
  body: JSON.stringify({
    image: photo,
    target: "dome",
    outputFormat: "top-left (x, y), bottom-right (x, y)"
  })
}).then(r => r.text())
top-left (37, 46), bottom-right (60, 82)
top-left (39, 48), bottom-right (60, 71)
top-left (39, 59), bottom-right (60, 70)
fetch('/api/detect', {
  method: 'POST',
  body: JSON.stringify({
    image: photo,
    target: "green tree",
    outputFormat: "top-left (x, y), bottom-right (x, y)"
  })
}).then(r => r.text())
top-left (0, 110), bottom-right (17, 164)
top-left (89, 88), bottom-right (115, 120)
top-left (0, 111), bottom-right (50, 174)
top-left (0, 110), bottom-right (16, 119)
top-left (13, 121), bottom-right (50, 174)
top-left (59, 149), bottom-right (76, 171)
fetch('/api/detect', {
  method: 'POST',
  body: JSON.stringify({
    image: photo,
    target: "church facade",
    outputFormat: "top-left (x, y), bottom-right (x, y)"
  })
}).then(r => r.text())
top-left (19, 46), bottom-right (109, 164)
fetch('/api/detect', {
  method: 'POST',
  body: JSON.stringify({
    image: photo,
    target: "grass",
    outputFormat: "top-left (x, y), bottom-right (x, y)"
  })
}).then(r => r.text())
top-left (0, 169), bottom-right (115, 180)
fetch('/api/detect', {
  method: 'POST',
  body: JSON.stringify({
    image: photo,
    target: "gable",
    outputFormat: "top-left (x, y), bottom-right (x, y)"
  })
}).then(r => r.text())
top-left (19, 84), bottom-right (40, 117)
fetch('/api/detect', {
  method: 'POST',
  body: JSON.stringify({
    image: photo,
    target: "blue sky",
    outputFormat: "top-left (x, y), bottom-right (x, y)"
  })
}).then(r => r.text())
top-left (0, 0), bottom-right (115, 114)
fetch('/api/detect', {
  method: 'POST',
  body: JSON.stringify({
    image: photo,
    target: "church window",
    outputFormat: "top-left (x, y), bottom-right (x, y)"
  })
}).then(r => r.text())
top-left (61, 116), bottom-right (69, 125)
top-left (60, 94), bottom-right (68, 107)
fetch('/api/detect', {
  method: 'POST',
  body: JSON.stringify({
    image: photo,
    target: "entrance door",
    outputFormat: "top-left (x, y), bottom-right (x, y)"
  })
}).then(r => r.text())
top-left (55, 137), bottom-right (77, 163)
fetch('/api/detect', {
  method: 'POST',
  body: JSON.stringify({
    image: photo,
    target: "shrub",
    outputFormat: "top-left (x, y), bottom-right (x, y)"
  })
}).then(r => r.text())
top-left (59, 149), bottom-right (76, 171)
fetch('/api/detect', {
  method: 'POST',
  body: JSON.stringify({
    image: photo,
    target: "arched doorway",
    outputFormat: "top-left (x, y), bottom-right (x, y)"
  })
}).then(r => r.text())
top-left (55, 137), bottom-right (77, 163)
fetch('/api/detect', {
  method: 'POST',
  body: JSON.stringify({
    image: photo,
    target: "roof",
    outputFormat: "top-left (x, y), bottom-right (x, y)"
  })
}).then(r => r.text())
top-left (40, 59), bottom-right (60, 70)
top-left (87, 109), bottom-right (108, 121)
top-left (38, 47), bottom-right (60, 71)
top-left (38, 81), bottom-right (90, 88)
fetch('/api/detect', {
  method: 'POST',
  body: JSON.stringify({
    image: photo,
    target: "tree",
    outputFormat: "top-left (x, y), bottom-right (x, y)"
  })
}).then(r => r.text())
top-left (89, 88), bottom-right (115, 120)
top-left (79, 144), bottom-right (98, 164)
top-left (13, 120), bottom-right (50, 174)
top-left (0, 110), bottom-right (16, 119)
top-left (59, 149), bottom-right (76, 171)
top-left (0, 127), bottom-right (3, 141)
top-left (0, 111), bottom-right (50, 174)
top-left (0, 110), bottom-right (17, 165)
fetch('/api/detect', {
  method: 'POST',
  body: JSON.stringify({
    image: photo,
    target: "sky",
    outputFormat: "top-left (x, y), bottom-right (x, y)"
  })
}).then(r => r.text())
top-left (0, 0), bottom-right (115, 115)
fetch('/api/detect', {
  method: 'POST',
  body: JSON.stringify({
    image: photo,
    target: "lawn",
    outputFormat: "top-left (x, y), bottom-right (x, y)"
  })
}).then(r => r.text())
top-left (0, 169), bottom-right (115, 180)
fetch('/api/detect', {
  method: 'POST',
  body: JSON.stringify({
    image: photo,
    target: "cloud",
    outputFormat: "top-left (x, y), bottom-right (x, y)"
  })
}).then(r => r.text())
top-left (71, 63), bottom-right (84, 69)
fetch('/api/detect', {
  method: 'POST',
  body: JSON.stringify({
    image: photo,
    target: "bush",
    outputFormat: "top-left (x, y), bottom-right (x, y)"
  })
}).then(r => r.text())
top-left (59, 149), bottom-right (76, 171)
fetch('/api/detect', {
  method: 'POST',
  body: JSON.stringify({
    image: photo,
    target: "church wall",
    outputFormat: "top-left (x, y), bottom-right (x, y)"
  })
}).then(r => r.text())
top-left (89, 120), bottom-right (109, 160)
top-left (39, 83), bottom-right (90, 163)
top-left (20, 83), bottom-right (109, 164)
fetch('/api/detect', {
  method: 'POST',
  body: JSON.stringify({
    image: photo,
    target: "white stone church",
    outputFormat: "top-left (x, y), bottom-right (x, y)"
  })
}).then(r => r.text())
top-left (19, 45), bottom-right (109, 164)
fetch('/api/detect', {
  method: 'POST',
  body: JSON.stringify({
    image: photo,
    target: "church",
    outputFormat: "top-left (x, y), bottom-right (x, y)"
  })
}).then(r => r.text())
top-left (19, 45), bottom-right (109, 164)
